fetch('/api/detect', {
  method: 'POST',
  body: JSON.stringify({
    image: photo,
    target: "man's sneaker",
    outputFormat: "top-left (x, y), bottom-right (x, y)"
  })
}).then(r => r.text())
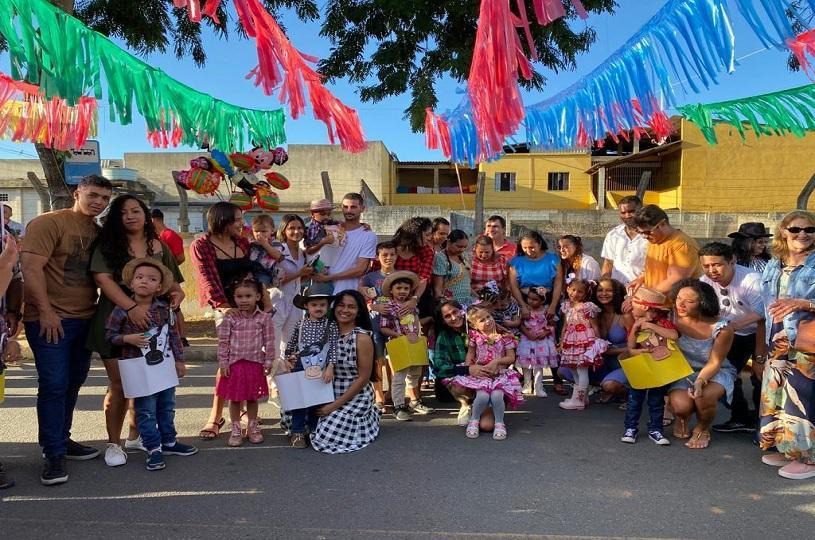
top-left (104, 443), bottom-right (127, 467)
top-left (456, 405), bottom-right (472, 426)
top-left (161, 442), bottom-right (198, 456)
top-left (409, 400), bottom-right (434, 415)
top-left (40, 456), bottom-right (69, 486)
top-left (65, 439), bottom-right (100, 461)
top-left (394, 406), bottom-right (412, 421)
top-left (648, 430), bottom-right (671, 446)
top-left (124, 436), bottom-right (147, 452)
top-left (620, 428), bottom-right (638, 444)
top-left (712, 420), bottom-right (755, 433)
top-left (146, 450), bottom-right (165, 471)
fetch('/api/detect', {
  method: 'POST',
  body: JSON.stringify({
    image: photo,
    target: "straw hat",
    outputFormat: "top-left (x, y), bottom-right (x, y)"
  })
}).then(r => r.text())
top-left (632, 286), bottom-right (669, 310)
top-left (293, 282), bottom-right (336, 310)
top-left (309, 198), bottom-right (334, 212)
top-left (121, 258), bottom-right (174, 296)
top-left (727, 222), bottom-right (772, 239)
top-left (381, 271), bottom-right (420, 295)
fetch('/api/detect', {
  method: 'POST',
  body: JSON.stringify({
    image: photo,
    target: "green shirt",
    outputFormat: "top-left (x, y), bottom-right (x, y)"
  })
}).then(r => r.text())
top-left (432, 329), bottom-right (468, 379)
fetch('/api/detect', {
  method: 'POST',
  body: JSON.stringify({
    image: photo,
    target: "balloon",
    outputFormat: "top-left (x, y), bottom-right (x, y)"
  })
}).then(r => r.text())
top-left (264, 171), bottom-right (290, 190)
top-left (229, 192), bottom-right (254, 210)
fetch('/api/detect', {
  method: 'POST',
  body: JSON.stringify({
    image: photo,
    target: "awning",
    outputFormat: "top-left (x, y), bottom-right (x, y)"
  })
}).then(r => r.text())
top-left (585, 140), bottom-right (683, 174)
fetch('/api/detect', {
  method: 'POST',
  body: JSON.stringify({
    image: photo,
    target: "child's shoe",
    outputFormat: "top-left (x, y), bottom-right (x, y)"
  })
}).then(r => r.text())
top-left (620, 428), bottom-right (638, 444)
top-left (533, 369), bottom-right (547, 397)
top-left (290, 433), bottom-right (308, 449)
top-left (409, 400), bottom-right (434, 415)
top-left (648, 430), bottom-right (671, 446)
top-left (145, 450), bottom-right (165, 471)
top-left (104, 443), bottom-right (127, 467)
top-left (465, 420), bottom-right (480, 439)
top-left (161, 441), bottom-right (199, 456)
top-left (493, 423), bottom-right (507, 440)
top-left (394, 406), bottom-right (412, 421)
top-left (228, 422), bottom-right (244, 447)
top-left (522, 377), bottom-right (533, 395)
top-left (247, 420), bottom-right (264, 444)
top-left (124, 436), bottom-right (147, 452)
top-left (559, 386), bottom-right (586, 410)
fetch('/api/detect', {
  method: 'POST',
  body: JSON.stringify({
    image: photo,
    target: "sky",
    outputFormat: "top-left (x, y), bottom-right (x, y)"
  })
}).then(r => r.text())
top-left (0, 1), bottom-right (812, 162)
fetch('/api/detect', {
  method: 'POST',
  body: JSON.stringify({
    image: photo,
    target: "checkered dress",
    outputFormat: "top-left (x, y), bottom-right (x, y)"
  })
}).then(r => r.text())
top-left (310, 328), bottom-right (381, 454)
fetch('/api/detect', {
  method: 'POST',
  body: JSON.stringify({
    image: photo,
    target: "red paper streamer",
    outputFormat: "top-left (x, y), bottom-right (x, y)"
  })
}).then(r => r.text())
top-left (0, 72), bottom-right (97, 150)
top-left (233, 0), bottom-right (366, 152)
top-left (424, 108), bottom-right (452, 159)
top-left (787, 29), bottom-right (815, 78)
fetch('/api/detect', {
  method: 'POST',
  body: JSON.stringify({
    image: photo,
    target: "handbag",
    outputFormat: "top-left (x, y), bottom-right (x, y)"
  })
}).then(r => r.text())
top-left (794, 318), bottom-right (815, 353)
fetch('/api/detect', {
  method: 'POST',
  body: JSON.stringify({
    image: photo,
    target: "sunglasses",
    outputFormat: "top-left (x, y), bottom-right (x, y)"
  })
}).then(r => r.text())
top-left (785, 226), bottom-right (815, 234)
top-left (637, 219), bottom-right (665, 236)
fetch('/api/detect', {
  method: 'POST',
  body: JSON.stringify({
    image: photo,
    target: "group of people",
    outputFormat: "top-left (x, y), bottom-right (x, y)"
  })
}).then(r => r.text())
top-left (1, 178), bottom-right (814, 490)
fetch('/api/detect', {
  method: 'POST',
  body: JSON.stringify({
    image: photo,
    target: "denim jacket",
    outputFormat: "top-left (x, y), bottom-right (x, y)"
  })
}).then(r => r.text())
top-left (761, 251), bottom-right (815, 346)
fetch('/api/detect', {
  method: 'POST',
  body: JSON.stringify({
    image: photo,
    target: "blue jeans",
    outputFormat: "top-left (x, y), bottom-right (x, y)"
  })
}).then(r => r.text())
top-left (134, 387), bottom-right (177, 452)
top-left (624, 386), bottom-right (667, 433)
top-left (26, 319), bottom-right (93, 458)
top-left (289, 407), bottom-right (319, 434)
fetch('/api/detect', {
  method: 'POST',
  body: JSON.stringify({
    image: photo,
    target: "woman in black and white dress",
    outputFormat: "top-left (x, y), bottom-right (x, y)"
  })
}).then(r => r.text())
top-left (311, 289), bottom-right (380, 454)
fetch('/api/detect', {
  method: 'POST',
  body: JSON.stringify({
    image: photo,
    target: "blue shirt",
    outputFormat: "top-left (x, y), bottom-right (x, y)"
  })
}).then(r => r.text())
top-left (510, 252), bottom-right (560, 290)
top-left (761, 252), bottom-right (815, 346)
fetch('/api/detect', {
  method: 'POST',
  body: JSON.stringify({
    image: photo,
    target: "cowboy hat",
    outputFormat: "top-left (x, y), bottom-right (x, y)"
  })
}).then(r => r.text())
top-left (632, 286), bottom-right (669, 310)
top-left (381, 271), bottom-right (420, 296)
top-left (309, 198), bottom-right (334, 212)
top-left (727, 222), bottom-right (772, 239)
top-left (121, 258), bottom-right (174, 297)
top-left (293, 282), bottom-right (336, 310)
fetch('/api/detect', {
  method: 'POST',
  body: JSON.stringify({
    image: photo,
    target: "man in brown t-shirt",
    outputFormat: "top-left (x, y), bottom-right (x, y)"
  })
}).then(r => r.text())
top-left (21, 175), bottom-right (112, 486)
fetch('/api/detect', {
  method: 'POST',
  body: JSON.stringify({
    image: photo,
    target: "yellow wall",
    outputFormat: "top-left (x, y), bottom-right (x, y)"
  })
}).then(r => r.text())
top-left (680, 118), bottom-right (815, 212)
top-left (478, 152), bottom-right (594, 209)
top-left (391, 193), bottom-right (475, 210)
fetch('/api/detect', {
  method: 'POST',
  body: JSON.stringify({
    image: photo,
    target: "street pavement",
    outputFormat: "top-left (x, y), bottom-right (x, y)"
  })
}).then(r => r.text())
top-left (1, 359), bottom-right (813, 539)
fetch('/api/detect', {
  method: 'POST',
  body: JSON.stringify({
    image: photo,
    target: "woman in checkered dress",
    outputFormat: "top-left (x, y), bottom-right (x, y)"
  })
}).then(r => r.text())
top-left (311, 290), bottom-right (380, 454)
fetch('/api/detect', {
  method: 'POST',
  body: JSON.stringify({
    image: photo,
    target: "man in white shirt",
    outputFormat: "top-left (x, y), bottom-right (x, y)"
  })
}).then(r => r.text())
top-left (600, 195), bottom-right (648, 285)
top-left (699, 242), bottom-right (766, 434)
top-left (313, 193), bottom-right (377, 293)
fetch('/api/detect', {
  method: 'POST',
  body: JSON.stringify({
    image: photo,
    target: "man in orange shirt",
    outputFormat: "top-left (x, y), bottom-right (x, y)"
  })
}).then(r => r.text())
top-left (630, 205), bottom-right (702, 295)
top-left (484, 215), bottom-right (516, 262)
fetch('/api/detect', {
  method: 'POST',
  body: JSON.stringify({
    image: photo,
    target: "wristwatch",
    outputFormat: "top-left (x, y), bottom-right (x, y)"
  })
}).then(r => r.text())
top-left (754, 355), bottom-right (768, 365)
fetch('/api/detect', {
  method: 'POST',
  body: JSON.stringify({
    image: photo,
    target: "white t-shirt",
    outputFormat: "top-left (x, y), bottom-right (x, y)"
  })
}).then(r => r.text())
top-left (701, 264), bottom-right (764, 336)
top-left (600, 224), bottom-right (648, 285)
top-left (327, 226), bottom-right (377, 293)
top-left (577, 254), bottom-right (601, 281)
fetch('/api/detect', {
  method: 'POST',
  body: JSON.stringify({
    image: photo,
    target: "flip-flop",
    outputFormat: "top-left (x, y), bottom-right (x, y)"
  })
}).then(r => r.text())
top-left (685, 430), bottom-right (711, 449)
top-left (663, 413), bottom-right (675, 427)
top-left (673, 418), bottom-right (690, 439)
top-left (199, 418), bottom-right (226, 440)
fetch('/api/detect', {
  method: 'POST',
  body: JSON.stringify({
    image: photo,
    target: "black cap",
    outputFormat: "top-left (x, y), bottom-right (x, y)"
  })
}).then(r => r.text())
top-left (150, 208), bottom-right (164, 219)
top-left (728, 222), bottom-right (772, 239)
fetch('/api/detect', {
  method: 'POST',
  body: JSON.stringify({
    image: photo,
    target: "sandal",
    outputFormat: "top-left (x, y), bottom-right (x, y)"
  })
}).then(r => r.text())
top-left (673, 417), bottom-right (690, 439)
top-left (247, 420), bottom-right (264, 444)
top-left (199, 418), bottom-right (226, 440)
top-left (493, 423), bottom-right (507, 441)
top-left (465, 421), bottom-right (480, 439)
top-left (685, 429), bottom-right (711, 450)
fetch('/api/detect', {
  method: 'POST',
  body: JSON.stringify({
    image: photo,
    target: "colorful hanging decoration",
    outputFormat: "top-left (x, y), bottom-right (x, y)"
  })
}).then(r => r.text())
top-left (0, 0), bottom-right (286, 152)
top-left (231, 0), bottom-right (366, 153)
top-left (678, 83), bottom-right (815, 144)
top-left (788, 29), bottom-right (815, 78)
top-left (0, 73), bottom-right (97, 150)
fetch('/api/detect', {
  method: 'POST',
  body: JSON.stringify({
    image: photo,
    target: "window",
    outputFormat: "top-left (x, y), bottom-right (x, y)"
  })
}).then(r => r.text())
top-left (494, 172), bottom-right (516, 192)
top-left (0, 193), bottom-right (8, 202)
top-left (547, 172), bottom-right (570, 191)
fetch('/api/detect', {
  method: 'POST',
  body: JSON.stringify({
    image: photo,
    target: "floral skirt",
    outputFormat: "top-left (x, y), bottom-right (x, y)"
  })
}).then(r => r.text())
top-left (517, 336), bottom-right (558, 368)
top-left (759, 353), bottom-right (815, 464)
top-left (215, 360), bottom-right (269, 402)
top-left (559, 338), bottom-right (609, 369)
top-left (446, 370), bottom-right (524, 408)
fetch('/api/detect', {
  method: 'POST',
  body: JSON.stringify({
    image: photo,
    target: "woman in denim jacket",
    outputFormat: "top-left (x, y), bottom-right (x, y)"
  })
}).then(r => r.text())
top-left (759, 210), bottom-right (815, 480)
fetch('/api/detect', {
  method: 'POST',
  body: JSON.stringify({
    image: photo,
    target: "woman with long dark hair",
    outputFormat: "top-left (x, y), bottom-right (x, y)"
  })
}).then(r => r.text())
top-left (432, 229), bottom-right (473, 304)
top-left (557, 234), bottom-right (601, 283)
top-left (728, 222), bottom-right (772, 273)
top-left (87, 195), bottom-right (184, 467)
top-left (310, 290), bottom-right (380, 453)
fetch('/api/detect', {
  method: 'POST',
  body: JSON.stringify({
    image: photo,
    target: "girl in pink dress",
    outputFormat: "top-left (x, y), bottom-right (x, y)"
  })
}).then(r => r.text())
top-left (448, 307), bottom-right (523, 440)
top-left (517, 287), bottom-right (558, 397)
top-left (558, 279), bottom-right (608, 411)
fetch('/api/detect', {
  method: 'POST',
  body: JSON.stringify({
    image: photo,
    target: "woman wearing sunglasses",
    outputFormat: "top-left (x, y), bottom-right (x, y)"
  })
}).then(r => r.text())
top-left (758, 210), bottom-right (815, 480)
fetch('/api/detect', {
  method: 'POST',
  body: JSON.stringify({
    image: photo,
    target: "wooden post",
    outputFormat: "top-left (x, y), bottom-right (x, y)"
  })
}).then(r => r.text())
top-left (321, 171), bottom-right (333, 202)
top-left (597, 167), bottom-right (607, 210)
top-left (796, 172), bottom-right (815, 210)
top-left (474, 171), bottom-right (486, 235)
top-left (635, 170), bottom-right (652, 202)
top-left (173, 176), bottom-right (190, 233)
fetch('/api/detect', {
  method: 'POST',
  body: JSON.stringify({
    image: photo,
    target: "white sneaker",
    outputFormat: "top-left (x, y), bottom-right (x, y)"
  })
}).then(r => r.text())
top-left (522, 379), bottom-right (533, 395)
top-left (104, 443), bottom-right (127, 467)
top-left (124, 436), bottom-right (147, 453)
top-left (409, 401), bottom-right (434, 415)
top-left (534, 384), bottom-right (548, 398)
top-left (457, 405), bottom-right (472, 426)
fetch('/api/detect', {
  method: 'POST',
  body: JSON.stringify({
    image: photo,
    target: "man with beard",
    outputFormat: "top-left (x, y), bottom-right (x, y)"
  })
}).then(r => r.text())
top-left (601, 195), bottom-right (648, 285)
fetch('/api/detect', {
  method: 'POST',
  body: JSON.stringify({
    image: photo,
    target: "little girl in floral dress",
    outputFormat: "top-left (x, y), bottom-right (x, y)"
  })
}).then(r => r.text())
top-left (518, 287), bottom-right (557, 397)
top-left (448, 307), bottom-right (523, 440)
top-left (558, 279), bottom-right (608, 411)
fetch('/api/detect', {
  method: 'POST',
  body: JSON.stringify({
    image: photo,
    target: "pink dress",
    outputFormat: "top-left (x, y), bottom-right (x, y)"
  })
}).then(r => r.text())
top-left (559, 301), bottom-right (608, 369)
top-left (517, 310), bottom-right (558, 368)
top-left (447, 331), bottom-right (524, 408)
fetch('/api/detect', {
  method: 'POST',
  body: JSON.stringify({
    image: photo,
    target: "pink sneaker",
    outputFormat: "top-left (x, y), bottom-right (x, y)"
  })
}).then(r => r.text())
top-left (778, 461), bottom-right (815, 480)
top-left (247, 420), bottom-right (264, 444)
top-left (761, 453), bottom-right (792, 467)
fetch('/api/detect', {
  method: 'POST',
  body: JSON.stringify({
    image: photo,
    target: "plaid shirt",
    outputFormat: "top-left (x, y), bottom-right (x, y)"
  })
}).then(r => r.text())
top-left (284, 317), bottom-right (339, 365)
top-left (395, 245), bottom-right (434, 282)
top-left (470, 255), bottom-right (508, 292)
top-left (105, 299), bottom-right (183, 362)
top-left (189, 233), bottom-right (251, 308)
top-left (217, 307), bottom-right (275, 369)
top-left (379, 301), bottom-right (421, 337)
top-left (431, 329), bottom-right (468, 379)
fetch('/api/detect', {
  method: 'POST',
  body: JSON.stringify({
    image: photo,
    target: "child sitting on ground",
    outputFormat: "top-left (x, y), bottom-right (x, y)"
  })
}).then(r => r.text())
top-left (620, 287), bottom-right (678, 446)
top-left (105, 258), bottom-right (197, 471)
top-left (379, 271), bottom-right (434, 421)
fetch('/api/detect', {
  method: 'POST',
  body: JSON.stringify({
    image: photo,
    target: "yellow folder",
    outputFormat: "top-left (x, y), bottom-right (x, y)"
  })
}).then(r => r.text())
top-left (620, 348), bottom-right (693, 390)
top-left (0, 371), bottom-right (5, 404)
top-left (386, 335), bottom-right (429, 372)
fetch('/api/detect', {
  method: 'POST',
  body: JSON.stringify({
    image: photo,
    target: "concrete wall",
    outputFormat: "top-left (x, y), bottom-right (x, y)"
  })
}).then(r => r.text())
top-left (679, 118), bottom-right (815, 212)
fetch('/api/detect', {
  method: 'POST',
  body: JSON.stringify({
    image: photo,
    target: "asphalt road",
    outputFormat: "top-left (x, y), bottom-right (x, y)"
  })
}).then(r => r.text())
top-left (1, 360), bottom-right (813, 539)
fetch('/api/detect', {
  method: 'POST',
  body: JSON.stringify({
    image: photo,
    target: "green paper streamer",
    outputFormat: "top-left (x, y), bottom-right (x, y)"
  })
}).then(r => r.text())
top-left (678, 83), bottom-right (815, 144)
top-left (0, 0), bottom-right (286, 150)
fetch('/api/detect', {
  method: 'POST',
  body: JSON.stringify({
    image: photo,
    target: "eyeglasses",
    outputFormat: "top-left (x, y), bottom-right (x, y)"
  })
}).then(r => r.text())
top-left (637, 219), bottom-right (665, 237)
top-left (785, 226), bottom-right (815, 234)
